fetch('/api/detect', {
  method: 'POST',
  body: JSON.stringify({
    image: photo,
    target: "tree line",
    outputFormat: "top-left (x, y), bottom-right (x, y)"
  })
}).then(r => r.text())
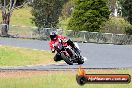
top-left (31, 0), bottom-right (132, 34)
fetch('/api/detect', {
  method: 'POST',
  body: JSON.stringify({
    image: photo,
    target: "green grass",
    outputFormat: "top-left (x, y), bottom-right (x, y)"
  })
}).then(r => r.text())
top-left (10, 6), bottom-right (34, 27)
top-left (0, 46), bottom-right (55, 66)
top-left (0, 70), bottom-right (132, 88)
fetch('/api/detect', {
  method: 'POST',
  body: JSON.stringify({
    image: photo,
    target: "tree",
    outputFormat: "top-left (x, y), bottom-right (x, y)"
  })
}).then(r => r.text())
top-left (67, 0), bottom-right (110, 32)
top-left (31, 0), bottom-right (65, 28)
top-left (62, 0), bottom-right (74, 17)
top-left (100, 17), bottom-right (131, 34)
top-left (1, 0), bottom-right (17, 36)
top-left (107, 0), bottom-right (121, 17)
top-left (119, 0), bottom-right (132, 25)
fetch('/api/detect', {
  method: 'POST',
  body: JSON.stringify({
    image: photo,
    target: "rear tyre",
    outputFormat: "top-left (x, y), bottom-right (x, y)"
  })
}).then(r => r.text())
top-left (61, 53), bottom-right (73, 65)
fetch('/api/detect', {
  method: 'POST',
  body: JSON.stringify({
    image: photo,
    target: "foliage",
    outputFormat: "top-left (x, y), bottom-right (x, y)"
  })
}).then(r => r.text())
top-left (31, 0), bottom-right (65, 28)
top-left (58, 0), bottom-right (74, 29)
top-left (58, 16), bottom-right (70, 29)
top-left (125, 25), bottom-right (132, 35)
top-left (119, 0), bottom-right (132, 24)
top-left (0, 0), bottom-right (25, 6)
top-left (16, 0), bottom-right (26, 6)
top-left (61, 0), bottom-right (74, 17)
top-left (101, 17), bottom-right (131, 34)
top-left (67, 0), bottom-right (110, 32)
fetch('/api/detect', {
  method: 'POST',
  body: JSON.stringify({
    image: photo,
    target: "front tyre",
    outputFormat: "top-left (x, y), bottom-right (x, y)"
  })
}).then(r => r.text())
top-left (77, 56), bottom-right (84, 64)
top-left (61, 53), bottom-right (73, 65)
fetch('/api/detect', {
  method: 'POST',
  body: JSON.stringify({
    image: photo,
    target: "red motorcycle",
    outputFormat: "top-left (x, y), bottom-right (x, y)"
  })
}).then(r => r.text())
top-left (53, 39), bottom-right (84, 65)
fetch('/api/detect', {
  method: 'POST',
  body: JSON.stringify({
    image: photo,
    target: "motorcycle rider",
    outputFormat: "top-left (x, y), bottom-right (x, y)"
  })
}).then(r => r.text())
top-left (49, 31), bottom-right (80, 62)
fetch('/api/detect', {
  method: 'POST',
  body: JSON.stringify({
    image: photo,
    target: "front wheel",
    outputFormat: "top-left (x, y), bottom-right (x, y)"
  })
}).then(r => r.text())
top-left (77, 56), bottom-right (84, 64)
top-left (61, 53), bottom-right (73, 65)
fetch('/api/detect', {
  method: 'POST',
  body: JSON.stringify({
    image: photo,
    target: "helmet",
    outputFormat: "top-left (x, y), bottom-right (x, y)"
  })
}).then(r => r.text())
top-left (50, 31), bottom-right (57, 40)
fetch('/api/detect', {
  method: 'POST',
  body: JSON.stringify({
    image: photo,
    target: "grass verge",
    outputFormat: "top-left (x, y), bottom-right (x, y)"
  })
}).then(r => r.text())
top-left (0, 45), bottom-right (55, 66)
top-left (0, 69), bottom-right (132, 88)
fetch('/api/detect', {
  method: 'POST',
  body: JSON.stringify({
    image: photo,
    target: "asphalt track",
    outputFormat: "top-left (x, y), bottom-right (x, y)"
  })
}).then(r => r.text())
top-left (0, 37), bottom-right (132, 70)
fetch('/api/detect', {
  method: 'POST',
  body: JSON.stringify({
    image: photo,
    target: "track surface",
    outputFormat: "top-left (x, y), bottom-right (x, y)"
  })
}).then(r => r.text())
top-left (0, 37), bottom-right (132, 70)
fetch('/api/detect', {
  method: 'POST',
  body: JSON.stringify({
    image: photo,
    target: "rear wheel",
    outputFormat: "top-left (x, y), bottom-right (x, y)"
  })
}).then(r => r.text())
top-left (61, 53), bottom-right (73, 65)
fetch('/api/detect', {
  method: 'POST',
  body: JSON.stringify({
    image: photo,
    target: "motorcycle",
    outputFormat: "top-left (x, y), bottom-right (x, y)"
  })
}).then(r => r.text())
top-left (53, 39), bottom-right (84, 65)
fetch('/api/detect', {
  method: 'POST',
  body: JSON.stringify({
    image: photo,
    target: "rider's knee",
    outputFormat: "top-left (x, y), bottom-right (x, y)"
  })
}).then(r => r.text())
top-left (54, 54), bottom-right (62, 61)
